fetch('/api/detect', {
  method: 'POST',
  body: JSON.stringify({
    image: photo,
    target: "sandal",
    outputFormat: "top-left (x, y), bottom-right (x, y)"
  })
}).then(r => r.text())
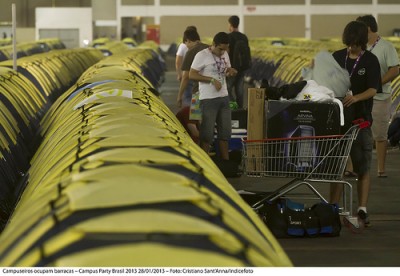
top-left (378, 172), bottom-right (388, 178)
top-left (344, 170), bottom-right (357, 177)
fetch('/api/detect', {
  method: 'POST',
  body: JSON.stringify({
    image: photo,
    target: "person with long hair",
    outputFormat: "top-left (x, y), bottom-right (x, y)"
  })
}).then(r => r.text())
top-left (330, 21), bottom-right (382, 227)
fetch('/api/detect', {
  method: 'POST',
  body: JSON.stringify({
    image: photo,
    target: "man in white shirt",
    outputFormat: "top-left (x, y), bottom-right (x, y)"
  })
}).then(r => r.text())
top-left (189, 32), bottom-right (237, 160)
top-left (357, 15), bottom-right (400, 178)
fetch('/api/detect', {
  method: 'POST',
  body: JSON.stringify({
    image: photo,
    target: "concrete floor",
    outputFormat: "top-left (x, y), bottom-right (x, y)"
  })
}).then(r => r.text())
top-left (159, 57), bottom-right (400, 267)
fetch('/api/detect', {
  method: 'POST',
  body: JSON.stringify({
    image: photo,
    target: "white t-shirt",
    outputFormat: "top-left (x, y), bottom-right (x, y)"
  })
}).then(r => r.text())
top-left (191, 48), bottom-right (231, 100)
top-left (370, 38), bottom-right (399, 100)
top-left (176, 43), bottom-right (188, 57)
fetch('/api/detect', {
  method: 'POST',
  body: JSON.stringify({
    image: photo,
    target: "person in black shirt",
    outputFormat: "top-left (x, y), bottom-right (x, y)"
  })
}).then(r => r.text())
top-left (227, 15), bottom-right (251, 109)
top-left (330, 21), bottom-right (382, 227)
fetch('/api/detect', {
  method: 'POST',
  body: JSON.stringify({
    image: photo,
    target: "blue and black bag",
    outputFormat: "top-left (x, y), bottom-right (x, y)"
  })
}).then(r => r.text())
top-left (259, 198), bottom-right (341, 238)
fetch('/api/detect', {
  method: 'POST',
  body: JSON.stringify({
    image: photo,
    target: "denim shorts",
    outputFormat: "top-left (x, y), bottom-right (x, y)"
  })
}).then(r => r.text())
top-left (351, 127), bottom-right (373, 175)
top-left (199, 96), bottom-right (231, 144)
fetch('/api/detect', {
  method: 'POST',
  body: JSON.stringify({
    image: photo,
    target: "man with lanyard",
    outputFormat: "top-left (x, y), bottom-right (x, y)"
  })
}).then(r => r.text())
top-left (357, 15), bottom-right (400, 178)
top-left (189, 32), bottom-right (237, 160)
top-left (330, 21), bottom-right (382, 227)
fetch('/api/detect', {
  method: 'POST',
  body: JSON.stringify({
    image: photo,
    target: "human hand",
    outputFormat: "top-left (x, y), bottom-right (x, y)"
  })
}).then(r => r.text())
top-left (342, 94), bottom-right (357, 107)
top-left (226, 67), bottom-right (237, 77)
top-left (211, 78), bottom-right (222, 91)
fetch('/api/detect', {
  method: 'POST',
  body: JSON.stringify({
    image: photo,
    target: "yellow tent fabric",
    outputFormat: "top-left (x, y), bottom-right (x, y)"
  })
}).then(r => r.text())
top-left (0, 47), bottom-right (291, 267)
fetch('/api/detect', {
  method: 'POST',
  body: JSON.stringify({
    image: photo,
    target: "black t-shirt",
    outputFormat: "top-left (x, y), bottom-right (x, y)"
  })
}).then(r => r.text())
top-left (228, 31), bottom-right (249, 63)
top-left (332, 48), bottom-right (382, 124)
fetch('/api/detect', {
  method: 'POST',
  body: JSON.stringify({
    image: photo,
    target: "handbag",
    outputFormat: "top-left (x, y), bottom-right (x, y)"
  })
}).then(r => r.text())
top-left (189, 92), bottom-right (201, 121)
top-left (258, 198), bottom-right (341, 238)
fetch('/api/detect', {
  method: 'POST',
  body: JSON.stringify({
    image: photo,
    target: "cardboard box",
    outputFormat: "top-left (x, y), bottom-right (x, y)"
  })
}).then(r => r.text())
top-left (246, 88), bottom-right (265, 173)
top-left (264, 100), bottom-right (342, 174)
top-left (266, 100), bottom-right (341, 139)
top-left (247, 88), bottom-right (265, 140)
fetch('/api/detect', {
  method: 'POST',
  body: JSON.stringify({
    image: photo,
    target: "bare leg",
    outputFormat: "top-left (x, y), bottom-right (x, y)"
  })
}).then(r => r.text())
top-left (375, 140), bottom-right (387, 175)
top-left (357, 172), bottom-right (370, 207)
top-left (346, 157), bottom-right (353, 172)
top-left (330, 183), bottom-right (343, 204)
top-left (201, 141), bottom-right (210, 155)
top-left (218, 139), bottom-right (229, 160)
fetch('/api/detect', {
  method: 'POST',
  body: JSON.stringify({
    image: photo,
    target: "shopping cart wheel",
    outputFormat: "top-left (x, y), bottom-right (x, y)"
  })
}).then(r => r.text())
top-left (342, 216), bottom-right (364, 233)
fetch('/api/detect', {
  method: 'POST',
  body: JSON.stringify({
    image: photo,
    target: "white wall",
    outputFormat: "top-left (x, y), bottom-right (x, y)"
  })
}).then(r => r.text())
top-left (0, 27), bottom-right (12, 39)
top-left (116, 0), bottom-right (400, 40)
top-left (35, 8), bottom-right (92, 48)
top-left (16, 28), bottom-right (35, 43)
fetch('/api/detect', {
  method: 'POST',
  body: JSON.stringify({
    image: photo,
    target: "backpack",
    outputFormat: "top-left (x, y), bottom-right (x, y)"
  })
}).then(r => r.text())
top-left (232, 38), bottom-right (252, 72)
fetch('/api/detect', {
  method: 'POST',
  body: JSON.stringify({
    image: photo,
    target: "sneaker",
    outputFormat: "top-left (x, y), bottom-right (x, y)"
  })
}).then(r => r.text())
top-left (357, 210), bottom-right (370, 227)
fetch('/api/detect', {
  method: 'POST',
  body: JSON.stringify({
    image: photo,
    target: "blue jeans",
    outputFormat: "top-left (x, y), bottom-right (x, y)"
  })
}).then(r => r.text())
top-left (182, 80), bottom-right (194, 107)
top-left (199, 96), bottom-right (231, 144)
top-left (227, 71), bottom-right (245, 108)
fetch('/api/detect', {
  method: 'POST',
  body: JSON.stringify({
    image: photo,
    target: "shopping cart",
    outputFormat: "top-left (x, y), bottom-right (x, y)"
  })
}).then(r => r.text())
top-left (242, 120), bottom-right (370, 232)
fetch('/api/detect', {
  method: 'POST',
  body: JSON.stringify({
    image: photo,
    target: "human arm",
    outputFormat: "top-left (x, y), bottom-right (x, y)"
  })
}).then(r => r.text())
top-left (223, 50), bottom-right (237, 77)
top-left (382, 43), bottom-right (400, 85)
top-left (175, 55), bottom-right (184, 81)
top-left (189, 68), bottom-right (222, 91)
top-left (177, 70), bottom-right (190, 107)
top-left (381, 66), bottom-right (399, 85)
top-left (187, 123), bottom-right (200, 142)
top-left (175, 43), bottom-right (188, 81)
top-left (225, 67), bottom-right (238, 77)
top-left (342, 88), bottom-right (377, 107)
top-left (343, 52), bottom-right (381, 107)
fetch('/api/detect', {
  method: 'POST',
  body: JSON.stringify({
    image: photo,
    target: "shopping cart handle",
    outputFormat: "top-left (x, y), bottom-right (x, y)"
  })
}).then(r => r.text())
top-left (352, 118), bottom-right (371, 129)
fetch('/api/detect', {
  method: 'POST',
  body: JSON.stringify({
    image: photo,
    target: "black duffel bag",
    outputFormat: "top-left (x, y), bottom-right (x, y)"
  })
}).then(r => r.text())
top-left (258, 198), bottom-right (341, 238)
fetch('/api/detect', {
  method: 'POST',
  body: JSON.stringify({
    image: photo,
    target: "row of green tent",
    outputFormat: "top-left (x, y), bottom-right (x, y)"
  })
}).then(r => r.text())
top-left (0, 48), bottom-right (105, 226)
top-left (0, 38), bottom-right (66, 62)
top-left (0, 41), bottom-right (290, 266)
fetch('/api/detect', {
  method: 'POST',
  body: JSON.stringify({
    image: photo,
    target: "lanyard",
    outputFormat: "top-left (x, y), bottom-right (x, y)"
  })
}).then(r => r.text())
top-left (209, 48), bottom-right (226, 79)
top-left (369, 36), bottom-right (381, 51)
top-left (345, 49), bottom-right (365, 78)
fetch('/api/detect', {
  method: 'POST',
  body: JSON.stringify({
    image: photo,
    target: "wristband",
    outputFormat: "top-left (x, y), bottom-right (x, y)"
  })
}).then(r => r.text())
top-left (210, 78), bottom-right (215, 84)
